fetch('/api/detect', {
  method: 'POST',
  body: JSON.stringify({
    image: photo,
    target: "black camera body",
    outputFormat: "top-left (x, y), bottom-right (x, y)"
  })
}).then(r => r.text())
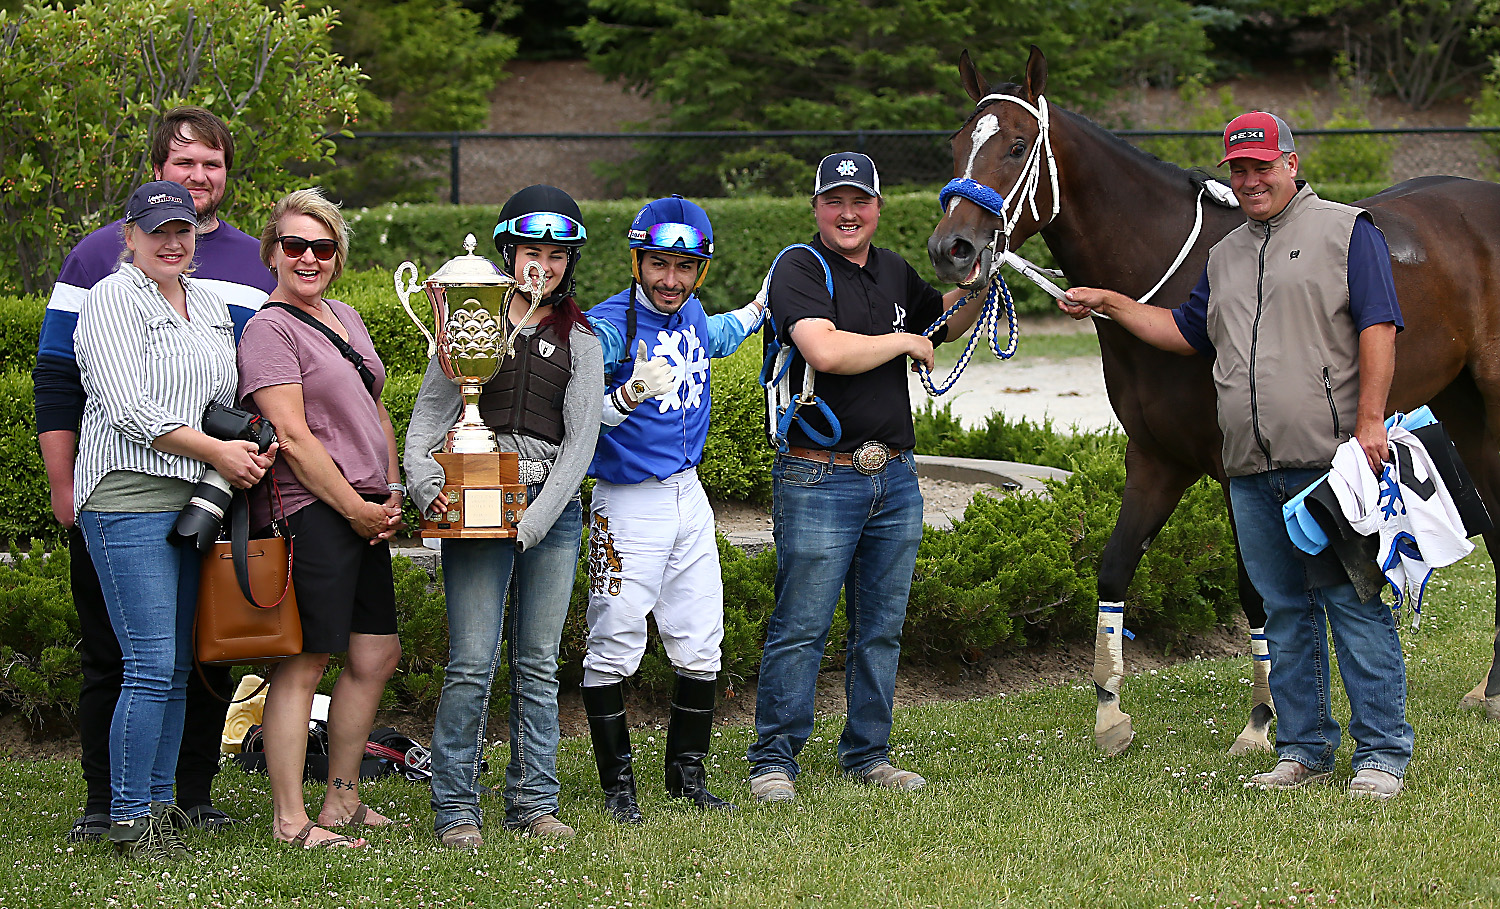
top-left (168, 403), bottom-right (278, 552)
top-left (200, 401), bottom-right (278, 455)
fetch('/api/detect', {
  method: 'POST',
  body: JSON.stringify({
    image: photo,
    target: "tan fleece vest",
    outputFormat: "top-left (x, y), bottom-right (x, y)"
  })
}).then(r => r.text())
top-left (1205, 185), bottom-right (1366, 477)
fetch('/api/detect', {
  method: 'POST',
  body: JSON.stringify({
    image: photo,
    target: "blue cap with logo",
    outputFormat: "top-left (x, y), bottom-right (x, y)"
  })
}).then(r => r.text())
top-left (124, 180), bottom-right (197, 231)
top-left (814, 152), bottom-right (881, 198)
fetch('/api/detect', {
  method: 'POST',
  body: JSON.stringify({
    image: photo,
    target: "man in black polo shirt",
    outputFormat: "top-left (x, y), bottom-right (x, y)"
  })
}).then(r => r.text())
top-left (747, 152), bottom-right (978, 803)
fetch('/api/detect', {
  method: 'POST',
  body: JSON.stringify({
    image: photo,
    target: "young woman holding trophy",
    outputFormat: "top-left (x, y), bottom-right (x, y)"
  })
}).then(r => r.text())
top-left (237, 188), bottom-right (404, 849)
top-left (404, 185), bottom-right (605, 847)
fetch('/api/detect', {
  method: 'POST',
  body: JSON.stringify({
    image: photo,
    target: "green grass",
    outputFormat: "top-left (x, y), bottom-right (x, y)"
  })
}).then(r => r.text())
top-left (4, 552), bottom-right (1498, 907)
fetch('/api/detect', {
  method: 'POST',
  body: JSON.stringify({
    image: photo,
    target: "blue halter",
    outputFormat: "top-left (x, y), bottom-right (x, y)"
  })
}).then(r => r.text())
top-left (939, 178), bottom-right (1008, 219)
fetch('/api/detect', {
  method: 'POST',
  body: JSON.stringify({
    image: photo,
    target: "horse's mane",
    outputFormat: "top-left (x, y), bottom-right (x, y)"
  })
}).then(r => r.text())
top-left (967, 86), bottom-right (1236, 209)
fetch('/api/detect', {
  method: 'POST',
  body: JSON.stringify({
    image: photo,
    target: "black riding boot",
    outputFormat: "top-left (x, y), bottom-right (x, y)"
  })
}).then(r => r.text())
top-left (582, 682), bottom-right (644, 825)
top-left (665, 675), bottom-right (736, 811)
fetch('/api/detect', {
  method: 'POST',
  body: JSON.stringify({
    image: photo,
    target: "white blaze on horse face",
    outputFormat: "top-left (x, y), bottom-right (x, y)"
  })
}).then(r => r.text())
top-left (963, 114), bottom-right (1000, 182)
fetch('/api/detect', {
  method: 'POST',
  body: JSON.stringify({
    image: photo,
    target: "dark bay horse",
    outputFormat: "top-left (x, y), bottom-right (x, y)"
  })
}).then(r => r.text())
top-left (929, 46), bottom-right (1500, 755)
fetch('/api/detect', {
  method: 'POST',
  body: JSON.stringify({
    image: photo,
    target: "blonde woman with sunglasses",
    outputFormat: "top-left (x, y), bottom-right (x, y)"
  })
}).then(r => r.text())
top-left (236, 188), bottom-right (404, 849)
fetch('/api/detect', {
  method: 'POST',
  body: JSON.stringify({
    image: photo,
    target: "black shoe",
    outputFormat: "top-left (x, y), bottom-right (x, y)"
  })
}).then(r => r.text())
top-left (180, 804), bottom-right (242, 832)
top-left (66, 812), bottom-right (111, 843)
top-left (581, 682), bottom-right (644, 826)
top-left (665, 675), bottom-right (736, 812)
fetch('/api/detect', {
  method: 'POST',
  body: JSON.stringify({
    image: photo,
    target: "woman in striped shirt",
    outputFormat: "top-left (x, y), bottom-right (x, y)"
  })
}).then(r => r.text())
top-left (74, 181), bottom-right (275, 861)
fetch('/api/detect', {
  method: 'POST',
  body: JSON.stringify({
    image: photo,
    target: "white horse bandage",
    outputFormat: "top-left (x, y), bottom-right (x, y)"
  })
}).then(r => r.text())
top-left (1093, 601), bottom-right (1126, 695)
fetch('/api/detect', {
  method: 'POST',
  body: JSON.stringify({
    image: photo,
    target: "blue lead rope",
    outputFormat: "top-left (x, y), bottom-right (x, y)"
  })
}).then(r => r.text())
top-left (760, 244), bottom-right (842, 452)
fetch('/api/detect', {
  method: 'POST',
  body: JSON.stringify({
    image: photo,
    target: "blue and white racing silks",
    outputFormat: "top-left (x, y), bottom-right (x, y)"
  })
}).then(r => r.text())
top-left (585, 286), bottom-right (758, 485)
top-left (1283, 406), bottom-right (1473, 625)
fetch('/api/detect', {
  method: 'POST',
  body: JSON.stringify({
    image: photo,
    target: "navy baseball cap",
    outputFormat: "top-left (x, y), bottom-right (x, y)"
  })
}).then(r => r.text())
top-left (124, 180), bottom-right (197, 231)
top-left (814, 152), bottom-right (881, 197)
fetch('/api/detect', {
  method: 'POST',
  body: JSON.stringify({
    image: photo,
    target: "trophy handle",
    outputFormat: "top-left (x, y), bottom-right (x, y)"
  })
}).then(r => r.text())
top-left (395, 261), bottom-right (438, 358)
top-left (504, 261), bottom-right (549, 356)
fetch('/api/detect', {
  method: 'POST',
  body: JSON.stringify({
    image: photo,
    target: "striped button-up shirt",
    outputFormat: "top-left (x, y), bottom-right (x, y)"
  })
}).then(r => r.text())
top-left (74, 263), bottom-right (238, 512)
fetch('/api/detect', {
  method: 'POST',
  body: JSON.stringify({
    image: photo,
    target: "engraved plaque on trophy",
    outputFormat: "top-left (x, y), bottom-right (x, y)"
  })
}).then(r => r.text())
top-left (396, 235), bottom-right (537, 538)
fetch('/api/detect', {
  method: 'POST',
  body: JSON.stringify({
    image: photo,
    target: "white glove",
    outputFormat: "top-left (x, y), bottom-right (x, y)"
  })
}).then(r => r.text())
top-left (732, 271), bottom-right (770, 333)
top-left (604, 341), bottom-right (677, 425)
top-left (620, 340), bottom-right (676, 408)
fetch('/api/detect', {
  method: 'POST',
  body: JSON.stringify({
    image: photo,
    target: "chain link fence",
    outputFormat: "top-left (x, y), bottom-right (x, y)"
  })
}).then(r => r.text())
top-left (329, 128), bottom-right (1500, 207)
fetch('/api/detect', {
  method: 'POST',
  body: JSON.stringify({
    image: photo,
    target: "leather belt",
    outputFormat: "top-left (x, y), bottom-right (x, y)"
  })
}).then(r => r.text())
top-left (784, 442), bottom-right (901, 476)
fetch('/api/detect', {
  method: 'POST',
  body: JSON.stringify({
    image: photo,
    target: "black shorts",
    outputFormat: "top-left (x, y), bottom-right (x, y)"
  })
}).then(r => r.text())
top-left (283, 497), bottom-right (398, 653)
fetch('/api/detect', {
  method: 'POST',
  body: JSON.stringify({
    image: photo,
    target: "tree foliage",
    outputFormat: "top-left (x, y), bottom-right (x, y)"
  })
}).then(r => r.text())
top-left (1266, 0), bottom-right (1500, 109)
top-left (0, 0), bottom-right (363, 293)
top-left (576, 0), bottom-right (1216, 195)
top-left (311, 0), bottom-right (517, 206)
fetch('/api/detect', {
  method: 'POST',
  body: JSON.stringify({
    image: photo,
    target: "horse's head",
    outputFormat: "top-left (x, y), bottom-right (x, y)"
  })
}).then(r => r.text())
top-left (929, 46), bottom-right (1057, 288)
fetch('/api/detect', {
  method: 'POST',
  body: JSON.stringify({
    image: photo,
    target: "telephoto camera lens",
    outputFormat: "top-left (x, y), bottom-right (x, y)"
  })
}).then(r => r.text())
top-left (168, 469), bottom-right (235, 553)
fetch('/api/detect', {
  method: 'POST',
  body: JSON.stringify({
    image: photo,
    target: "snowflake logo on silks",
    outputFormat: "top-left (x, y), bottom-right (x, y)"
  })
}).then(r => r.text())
top-left (837, 159), bottom-right (859, 177)
top-left (1379, 463), bottom-right (1406, 520)
top-left (652, 325), bottom-right (710, 411)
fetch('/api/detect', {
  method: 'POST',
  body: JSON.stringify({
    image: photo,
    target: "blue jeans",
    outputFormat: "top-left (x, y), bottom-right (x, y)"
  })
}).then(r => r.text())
top-left (1230, 469), bottom-right (1413, 776)
top-left (748, 452), bottom-right (924, 779)
top-left (430, 496), bottom-right (582, 833)
top-left (78, 510), bottom-right (198, 821)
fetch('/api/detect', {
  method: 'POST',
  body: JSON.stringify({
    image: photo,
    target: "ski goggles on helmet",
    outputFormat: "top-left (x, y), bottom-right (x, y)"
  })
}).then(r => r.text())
top-left (494, 212), bottom-right (588, 244)
top-left (629, 222), bottom-right (713, 259)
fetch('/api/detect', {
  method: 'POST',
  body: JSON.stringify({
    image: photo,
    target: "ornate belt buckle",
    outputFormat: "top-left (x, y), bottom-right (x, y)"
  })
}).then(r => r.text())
top-left (852, 441), bottom-right (891, 476)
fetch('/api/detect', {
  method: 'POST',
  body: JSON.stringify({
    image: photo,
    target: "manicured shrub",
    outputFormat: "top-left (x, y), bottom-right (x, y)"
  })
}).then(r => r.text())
top-left (0, 541), bottom-right (80, 719)
top-left (0, 371), bottom-right (54, 549)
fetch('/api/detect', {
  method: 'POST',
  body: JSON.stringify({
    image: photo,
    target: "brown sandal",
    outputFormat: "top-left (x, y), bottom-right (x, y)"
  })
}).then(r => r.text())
top-left (339, 803), bottom-right (395, 828)
top-left (289, 820), bottom-right (365, 849)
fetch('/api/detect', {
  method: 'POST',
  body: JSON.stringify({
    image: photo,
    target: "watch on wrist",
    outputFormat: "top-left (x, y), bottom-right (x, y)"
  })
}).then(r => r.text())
top-left (388, 482), bottom-right (407, 497)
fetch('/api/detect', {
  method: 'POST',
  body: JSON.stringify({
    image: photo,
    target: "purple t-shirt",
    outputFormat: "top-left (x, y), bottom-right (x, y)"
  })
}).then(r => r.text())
top-left (237, 299), bottom-right (390, 524)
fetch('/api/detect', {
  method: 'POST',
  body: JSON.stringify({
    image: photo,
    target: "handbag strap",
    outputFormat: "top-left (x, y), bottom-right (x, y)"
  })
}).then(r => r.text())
top-left (264, 301), bottom-right (377, 396)
top-left (229, 487), bottom-right (293, 609)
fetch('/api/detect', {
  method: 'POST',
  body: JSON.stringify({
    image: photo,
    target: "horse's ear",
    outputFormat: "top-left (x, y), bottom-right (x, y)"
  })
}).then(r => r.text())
top-left (1023, 45), bottom-right (1048, 102)
top-left (959, 49), bottom-right (987, 103)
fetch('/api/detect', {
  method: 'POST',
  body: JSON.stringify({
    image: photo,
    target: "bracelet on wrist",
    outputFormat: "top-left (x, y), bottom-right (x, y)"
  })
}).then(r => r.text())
top-left (388, 482), bottom-right (407, 497)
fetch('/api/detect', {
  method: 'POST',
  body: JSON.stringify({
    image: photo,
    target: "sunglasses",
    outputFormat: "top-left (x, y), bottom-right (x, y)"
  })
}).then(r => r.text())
top-left (277, 235), bottom-right (339, 261)
top-left (629, 222), bottom-right (712, 257)
top-left (494, 212), bottom-right (587, 243)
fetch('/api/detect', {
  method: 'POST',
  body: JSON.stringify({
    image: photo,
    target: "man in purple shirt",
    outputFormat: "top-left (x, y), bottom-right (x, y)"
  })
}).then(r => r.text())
top-left (33, 108), bottom-right (276, 840)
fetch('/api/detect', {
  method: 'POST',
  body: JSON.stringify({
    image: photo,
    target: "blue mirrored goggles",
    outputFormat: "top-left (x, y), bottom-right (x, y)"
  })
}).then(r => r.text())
top-left (494, 212), bottom-right (587, 243)
top-left (629, 222), bottom-right (712, 257)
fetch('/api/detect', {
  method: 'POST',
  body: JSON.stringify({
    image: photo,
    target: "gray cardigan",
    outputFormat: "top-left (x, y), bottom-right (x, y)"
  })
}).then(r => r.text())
top-left (403, 324), bottom-right (604, 550)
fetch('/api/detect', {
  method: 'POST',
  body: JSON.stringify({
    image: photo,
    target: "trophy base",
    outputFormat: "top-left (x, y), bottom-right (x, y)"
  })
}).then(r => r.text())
top-left (418, 451), bottom-right (529, 539)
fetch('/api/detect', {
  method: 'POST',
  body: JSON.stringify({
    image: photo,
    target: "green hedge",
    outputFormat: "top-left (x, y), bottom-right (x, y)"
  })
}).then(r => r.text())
top-left (1, 424), bottom-right (1240, 719)
top-left (342, 193), bottom-right (1063, 321)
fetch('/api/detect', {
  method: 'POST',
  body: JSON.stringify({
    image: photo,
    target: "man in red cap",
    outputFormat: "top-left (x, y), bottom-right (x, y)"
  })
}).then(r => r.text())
top-left (1058, 112), bottom-right (1411, 799)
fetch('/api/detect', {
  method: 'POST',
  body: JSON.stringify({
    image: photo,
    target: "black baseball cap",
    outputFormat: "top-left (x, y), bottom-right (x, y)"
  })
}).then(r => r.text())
top-left (124, 180), bottom-right (197, 231)
top-left (814, 152), bottom-right (881, 197)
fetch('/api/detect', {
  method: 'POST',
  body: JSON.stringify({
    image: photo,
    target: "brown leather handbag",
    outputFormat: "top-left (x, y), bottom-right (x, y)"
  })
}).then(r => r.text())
top-left (194, 483), bottom-right (301, 667)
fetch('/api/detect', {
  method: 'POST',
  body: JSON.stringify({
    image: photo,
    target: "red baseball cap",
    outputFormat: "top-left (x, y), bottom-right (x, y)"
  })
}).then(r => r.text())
top-left (1219, 111), bottom-right (1296, 166)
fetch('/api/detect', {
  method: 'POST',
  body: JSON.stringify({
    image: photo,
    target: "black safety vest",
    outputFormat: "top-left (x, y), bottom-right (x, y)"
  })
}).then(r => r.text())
top-left (477, 321), bottom-right (571, 444)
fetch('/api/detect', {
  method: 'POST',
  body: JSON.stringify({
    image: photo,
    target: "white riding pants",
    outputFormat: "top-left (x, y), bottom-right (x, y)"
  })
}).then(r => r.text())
top-left (582, 468), bottom-right (723, 686)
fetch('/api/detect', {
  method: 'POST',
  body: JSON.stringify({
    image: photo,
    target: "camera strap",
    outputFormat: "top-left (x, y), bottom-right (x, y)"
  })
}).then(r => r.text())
top-left (264, 301), bottom-right (377, 397)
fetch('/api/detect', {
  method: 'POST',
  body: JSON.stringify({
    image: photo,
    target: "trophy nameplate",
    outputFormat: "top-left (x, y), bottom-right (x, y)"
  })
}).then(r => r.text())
top-left (418, 451), bottom-right (529, 538)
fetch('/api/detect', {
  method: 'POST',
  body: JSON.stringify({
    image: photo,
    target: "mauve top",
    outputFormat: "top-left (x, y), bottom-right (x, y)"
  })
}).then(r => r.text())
top-left (237, 298), bottom-right (390, 525)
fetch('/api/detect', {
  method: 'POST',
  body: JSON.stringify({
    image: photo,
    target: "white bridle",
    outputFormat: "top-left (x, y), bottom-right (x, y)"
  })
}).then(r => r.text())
top-left (950, 92), bottom-right (1225, 307)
